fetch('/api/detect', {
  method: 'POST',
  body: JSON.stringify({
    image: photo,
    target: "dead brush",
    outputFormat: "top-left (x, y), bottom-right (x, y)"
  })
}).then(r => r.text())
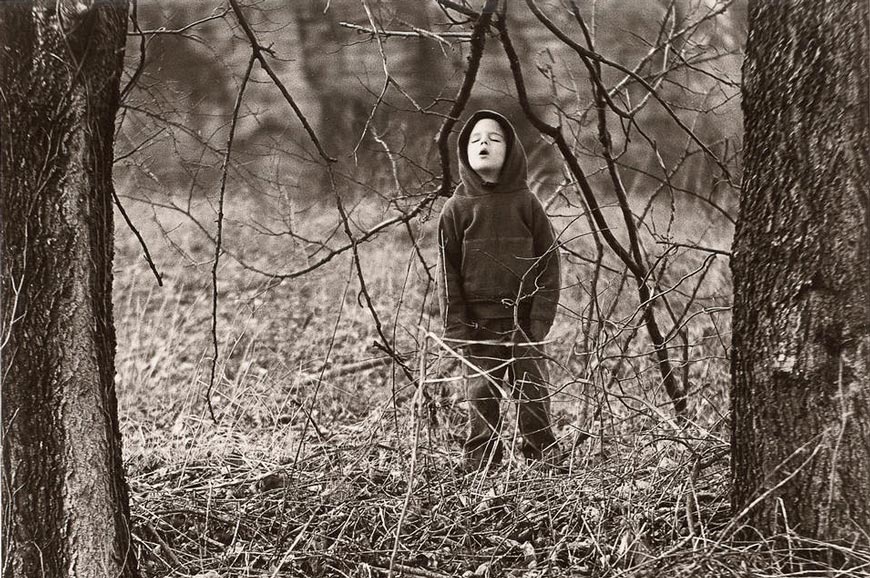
top-left (125, 322), bottom-right (694, 577)
top-left (116, 200), bottom-right (867, 577)
top-left (127, 402), bottom-right (868, 577)
top-left (127, 419), bottom-right (728, 577)
top-left (123, 318), bottom-right (868, 578)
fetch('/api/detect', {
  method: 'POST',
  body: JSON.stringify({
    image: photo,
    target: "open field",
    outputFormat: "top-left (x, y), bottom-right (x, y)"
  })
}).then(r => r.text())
top-left (113, 184), bottom-right (870, 576)
top-left (110, 192), bottom-right (850, 578)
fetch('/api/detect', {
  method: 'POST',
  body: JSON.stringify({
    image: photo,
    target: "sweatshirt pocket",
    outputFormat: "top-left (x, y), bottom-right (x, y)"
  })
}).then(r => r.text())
top-left (462, 237), bottom-right (535, 301)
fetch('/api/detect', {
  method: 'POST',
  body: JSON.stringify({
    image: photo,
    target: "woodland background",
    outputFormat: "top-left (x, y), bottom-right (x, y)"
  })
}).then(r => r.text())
top-left (12, 0), bottom-right (866, 576)
top-left (112, 2), bottom-right (749, 575)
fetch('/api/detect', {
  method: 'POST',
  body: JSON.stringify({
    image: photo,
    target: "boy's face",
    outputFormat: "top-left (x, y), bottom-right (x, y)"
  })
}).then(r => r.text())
top-left (467, 118), bottom-right (507, 182)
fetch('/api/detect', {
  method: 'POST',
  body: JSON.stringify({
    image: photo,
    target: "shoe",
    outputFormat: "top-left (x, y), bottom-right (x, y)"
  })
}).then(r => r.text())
top-left (528, 444), bottom-right (569, 474)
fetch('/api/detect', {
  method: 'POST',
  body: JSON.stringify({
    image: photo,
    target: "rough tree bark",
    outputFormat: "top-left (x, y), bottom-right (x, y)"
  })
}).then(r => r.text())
top-left (732, 0), bottom-right (869, 553)
top-left (0, 1), bottom-right (137, 576)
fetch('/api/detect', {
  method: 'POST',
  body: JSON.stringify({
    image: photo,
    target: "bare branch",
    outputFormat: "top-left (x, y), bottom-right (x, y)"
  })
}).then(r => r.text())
top-left (655, 240), bottom-right (731, 257)
top-left (120, 0), bottom-right (147, 102)
top-left (526, 0), bottom-right (736, 187)
top-left (129, 8), bottom-right (231, 36)
top-left (494, 15), bottom-right (639, 277)
top-left (435, 0), bottom-right (499, 197)
top-left (353, 0), bottom-right (391, 158)
top-left (496, 15), bottom-right (687, 418)
top-left (206, 53), bottom-right (255, 424)
top-left (336, 196), bottom-right (416, 383)
top-left (339, 21), bottom-right (471, 42)
top-left (227, 0), bottom-right (335, 163)
top-left (435, 0), bottom-right (479, 19)
top-left (110, 187), bottom-right (162, 287)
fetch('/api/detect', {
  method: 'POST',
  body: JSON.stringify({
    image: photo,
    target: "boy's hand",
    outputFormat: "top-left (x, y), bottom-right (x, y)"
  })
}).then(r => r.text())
top-left (444, 322), bottom-right (472, 350)
top-left (529, 320), bottom-right (550, 343)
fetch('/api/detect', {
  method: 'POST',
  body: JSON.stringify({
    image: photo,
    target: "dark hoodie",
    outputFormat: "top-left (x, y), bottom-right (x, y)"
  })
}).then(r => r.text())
top-left (437, 110), bottom-right (561, 339)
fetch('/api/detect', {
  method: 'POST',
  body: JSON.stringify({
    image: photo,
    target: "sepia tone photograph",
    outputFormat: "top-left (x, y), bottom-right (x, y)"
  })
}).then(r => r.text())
top-left (1, 0), bottom-right (867, 576)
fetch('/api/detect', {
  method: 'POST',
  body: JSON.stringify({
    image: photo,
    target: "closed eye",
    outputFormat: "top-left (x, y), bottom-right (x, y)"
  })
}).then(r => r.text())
top-left (470, 133), bottom-right (502, 143)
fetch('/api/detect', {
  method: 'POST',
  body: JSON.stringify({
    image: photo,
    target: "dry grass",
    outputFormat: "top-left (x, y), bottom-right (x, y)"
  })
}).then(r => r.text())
top-left (114, 197), bottom-right (867, 577)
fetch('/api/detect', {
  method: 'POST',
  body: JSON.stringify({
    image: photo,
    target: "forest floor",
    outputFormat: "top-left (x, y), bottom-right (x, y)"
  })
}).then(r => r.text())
top-left (114, 198), bottom-right (866, 577)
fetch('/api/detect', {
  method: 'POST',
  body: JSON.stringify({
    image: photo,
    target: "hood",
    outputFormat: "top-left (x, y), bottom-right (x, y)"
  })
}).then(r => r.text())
top-left (457, 110), bottom-right (529, 196)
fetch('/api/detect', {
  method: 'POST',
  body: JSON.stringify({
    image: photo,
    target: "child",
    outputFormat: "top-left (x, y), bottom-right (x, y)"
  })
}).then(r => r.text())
top-left (437, 110), bottom-right (561, 470)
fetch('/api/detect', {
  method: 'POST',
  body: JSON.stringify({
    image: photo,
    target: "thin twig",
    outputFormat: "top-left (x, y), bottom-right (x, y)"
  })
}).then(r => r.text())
top-left (387, 329), bottom-right (429, 577)
top-left (298, 356), bottom-right (394, 385)
top-left (655, 241), bottom-right (731, 257)
top-left (130, 8), bottom-right (231, 36)
top-left (353, 0), bottom-right (391, 158)
top-left (340, 21), bottom-right (472, 40)
top-left (292, 255), bottom-right (355, 468)
top-left (336, 196), bottom-right (416, 383)
top-left (119, 0), bottom-right (146, 102)
top-left (110, 187), bottom-right (162, 286)
top-left (206, 54), bottom-right (255, 423)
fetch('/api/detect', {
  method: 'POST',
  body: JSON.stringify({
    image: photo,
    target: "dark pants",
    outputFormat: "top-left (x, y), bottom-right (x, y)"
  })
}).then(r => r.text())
top-left (462, 318), bottom-right (557, 469)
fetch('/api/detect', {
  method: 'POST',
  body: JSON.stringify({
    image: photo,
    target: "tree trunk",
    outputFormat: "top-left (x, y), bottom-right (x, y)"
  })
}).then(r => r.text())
top-left (0, 2), bottom-right (137, 576)
top-left (732, 0), bottom-right (869, 554)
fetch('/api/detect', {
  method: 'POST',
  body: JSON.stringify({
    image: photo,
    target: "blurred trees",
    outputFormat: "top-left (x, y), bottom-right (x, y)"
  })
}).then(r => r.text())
top-left (117, 0), bottom-right (744, 205)
top-left (731, 0), bottom-right (869, 556)
top-left (0, 1), bottom-right (138, 576)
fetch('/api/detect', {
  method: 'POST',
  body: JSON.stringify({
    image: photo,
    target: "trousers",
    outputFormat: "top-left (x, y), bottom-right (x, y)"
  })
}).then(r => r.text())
top-left (461, 317), bottom-right (557, 468)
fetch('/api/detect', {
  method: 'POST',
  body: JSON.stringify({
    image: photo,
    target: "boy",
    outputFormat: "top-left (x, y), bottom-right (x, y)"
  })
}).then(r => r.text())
top-left (437, 110), bottom-right (561, 470)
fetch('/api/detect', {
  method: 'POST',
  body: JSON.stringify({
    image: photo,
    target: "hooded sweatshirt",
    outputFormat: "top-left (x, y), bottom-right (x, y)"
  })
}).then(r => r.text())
top-left (437, 110), bottom-right (561, 340)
